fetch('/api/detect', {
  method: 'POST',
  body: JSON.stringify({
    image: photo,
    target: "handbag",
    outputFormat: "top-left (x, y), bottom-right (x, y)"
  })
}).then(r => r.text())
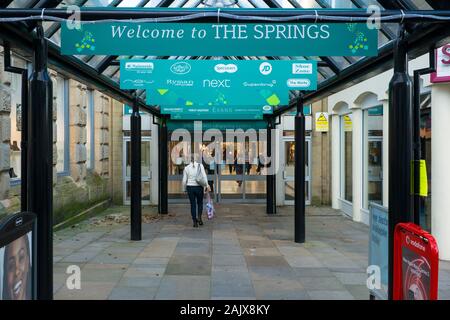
top-left (205, 192), bottom-right (215, 220)
top-left (195, 163), bottom-right (208, 187)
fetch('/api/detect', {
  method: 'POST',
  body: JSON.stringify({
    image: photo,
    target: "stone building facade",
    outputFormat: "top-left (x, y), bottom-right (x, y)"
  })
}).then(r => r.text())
top-left (0, 50), bottom-right (121, 228)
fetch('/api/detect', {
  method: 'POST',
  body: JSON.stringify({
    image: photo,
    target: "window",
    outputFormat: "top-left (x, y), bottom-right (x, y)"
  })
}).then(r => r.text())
top-left (9, 66), bottom-right (22, 181)
top-left (364, 105), bottom-right (383, 208)
top-left (341, 113), bottom-right (353, 202)
top-left (420, 92), bottom-right (431, 231)
top-left (56, 76), bottom-right (69, 174)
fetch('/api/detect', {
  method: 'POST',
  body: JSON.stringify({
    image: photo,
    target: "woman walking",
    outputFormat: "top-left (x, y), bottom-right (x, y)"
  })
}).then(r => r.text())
top-left (182, 154), bottom-right (210, 227)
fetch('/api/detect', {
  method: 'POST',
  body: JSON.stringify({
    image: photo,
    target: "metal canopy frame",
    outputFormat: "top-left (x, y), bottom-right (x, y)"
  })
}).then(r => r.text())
top-left (2, 0), bottom-right (450, 301)
top-left (2, 0), bottom-right (448, 117)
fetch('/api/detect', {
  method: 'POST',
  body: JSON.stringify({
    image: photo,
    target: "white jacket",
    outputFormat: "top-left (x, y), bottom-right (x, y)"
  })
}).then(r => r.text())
top-left (182, 161), bottom-right (208, 190)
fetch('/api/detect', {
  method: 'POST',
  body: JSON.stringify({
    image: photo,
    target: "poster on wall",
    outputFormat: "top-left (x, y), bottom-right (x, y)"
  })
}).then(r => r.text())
top-left (393, 222), bottom-right (439, 300)
top-left (315, 112), bottom-right (329, 132)
top-left (343, 114), bottom-right (353, 131)
top-left (431, 44), bottom-right (450, 83)
top-left (0, 212), bottom-right (36, 300)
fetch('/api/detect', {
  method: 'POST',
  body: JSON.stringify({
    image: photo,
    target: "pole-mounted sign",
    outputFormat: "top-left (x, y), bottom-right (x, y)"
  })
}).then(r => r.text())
top-left (61, 22), bottom-right (377, 56)
top-left (120, 59), bottom-right (317, 118)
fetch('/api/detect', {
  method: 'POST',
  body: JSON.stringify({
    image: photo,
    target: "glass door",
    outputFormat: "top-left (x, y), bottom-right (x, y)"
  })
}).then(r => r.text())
top-left (283, 137), bottom-right (311, 205)
top-left (367, 137), bottom-right (383, 205)
top-left (168, 139), bottom-right (220, 203)
top-left (123, 137), bottom-right (151, 205)
top-left (168, 140), bottom-right (186, 201)
top-left (218, 141), bottom-right (245, 202)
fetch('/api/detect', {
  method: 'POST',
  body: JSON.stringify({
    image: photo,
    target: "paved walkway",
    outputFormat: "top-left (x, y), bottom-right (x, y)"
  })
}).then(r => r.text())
top-left (53, 204), bottom-right (450, 300)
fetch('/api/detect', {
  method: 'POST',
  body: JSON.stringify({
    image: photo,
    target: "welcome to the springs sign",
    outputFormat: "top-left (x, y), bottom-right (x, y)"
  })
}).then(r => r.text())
top-left (61, 22), bottom-right (377, 56)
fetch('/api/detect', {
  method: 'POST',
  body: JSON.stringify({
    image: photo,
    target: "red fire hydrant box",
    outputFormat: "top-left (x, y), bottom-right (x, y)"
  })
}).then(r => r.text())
top-left (393, 222), bottom-right (439, 300)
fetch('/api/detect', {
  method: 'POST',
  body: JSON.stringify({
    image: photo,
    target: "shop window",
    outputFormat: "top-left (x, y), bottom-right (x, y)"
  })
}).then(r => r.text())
top-left (341, 113), bottom-right (353, 202)
top-left (56, 76), bottom-right (69, 174)
top-left (364, 105), bottom-right (383, 209)
top-left (9, 65), bottom-right (22, 182)
top-left (420, 92), bottom-right (431, 231)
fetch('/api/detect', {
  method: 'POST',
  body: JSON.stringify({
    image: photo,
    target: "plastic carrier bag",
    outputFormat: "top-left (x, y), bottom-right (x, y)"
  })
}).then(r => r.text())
top-left (205, 192), bottom-right (215, 220)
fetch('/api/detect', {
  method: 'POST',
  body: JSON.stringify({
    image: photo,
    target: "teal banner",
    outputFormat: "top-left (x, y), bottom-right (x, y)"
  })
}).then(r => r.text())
top-left (160, 105), bottom-right (267, 120)
top-left (61, 22), bottom-right (377, 56)
top-left (120, 59), bottom-right (316, 119)
top-left (167, 120), bottom-right (267, 131)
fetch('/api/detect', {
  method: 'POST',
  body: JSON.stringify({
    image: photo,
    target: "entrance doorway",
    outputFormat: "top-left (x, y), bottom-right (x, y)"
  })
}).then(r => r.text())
top-left (168, 133), bottom-right (266, 203)
top-left (123, 136), bottom-right (152, 205)
top-left (283, 136), bottom-right (311, 205)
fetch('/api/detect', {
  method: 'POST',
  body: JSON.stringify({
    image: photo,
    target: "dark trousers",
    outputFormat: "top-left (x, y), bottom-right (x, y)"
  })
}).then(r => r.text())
top-left (187, 185), bottom-right (204, 222)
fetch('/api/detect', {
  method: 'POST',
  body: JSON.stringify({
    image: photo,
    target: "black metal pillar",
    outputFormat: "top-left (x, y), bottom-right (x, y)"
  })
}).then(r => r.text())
top-left (412, 70), bottom-right (421, 226)
top-left (159, 118), bottom-right (168, 214)
top-left (266, 118), bottom-right (276, 214)
top-left (20, 69), bottom-right (28, 212)
top-left (388, 25), bottom-right (414, 300)
top-left (3, 42), bottom-right (28, 212)
top-left (294, 95), bottom-right (306, 243)
top-left (130, 96), bottom-right (141, 240)
top-left (412, 48), bottom-right (435, 225)
top-left (27, 24), bottom-right (53, 300)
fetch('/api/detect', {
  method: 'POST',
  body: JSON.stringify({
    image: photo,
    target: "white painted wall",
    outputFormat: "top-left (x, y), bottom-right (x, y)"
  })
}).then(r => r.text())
top-left (327, 52), bottom-right (450, 261)
top-left (431, 83), bottom-right (450, 260)
top-left (327, 54), bottom-right (429, 223)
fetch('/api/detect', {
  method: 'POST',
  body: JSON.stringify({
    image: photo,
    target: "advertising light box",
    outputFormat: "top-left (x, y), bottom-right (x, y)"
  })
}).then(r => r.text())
top-left (393, 222), bottom-right (439, 300)
top-left (0, 212), bottom-right (36, 300)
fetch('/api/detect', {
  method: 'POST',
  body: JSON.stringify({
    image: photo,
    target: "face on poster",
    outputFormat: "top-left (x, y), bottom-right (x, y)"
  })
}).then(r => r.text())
top-left (0, 232), bottom-right (33, 300)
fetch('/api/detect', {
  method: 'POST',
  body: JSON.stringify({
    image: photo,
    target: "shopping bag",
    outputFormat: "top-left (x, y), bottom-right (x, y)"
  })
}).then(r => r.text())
top-left (205, 192), bottom-right (215, 220)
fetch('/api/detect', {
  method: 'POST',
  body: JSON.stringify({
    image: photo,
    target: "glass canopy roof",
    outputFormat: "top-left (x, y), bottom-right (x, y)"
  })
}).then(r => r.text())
top-left (2, 0), bottom-right (444, 101)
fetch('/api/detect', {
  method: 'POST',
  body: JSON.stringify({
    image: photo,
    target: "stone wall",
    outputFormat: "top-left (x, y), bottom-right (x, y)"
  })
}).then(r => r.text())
top-left (94, 91), bottom-right (110, 177)
top-left (0, 65), bottom-right (118, 225)
top-left (110, 98), bottom-right (123, 205)
top-left (311, 98), bottom-right (331, 205)
top-left (70, 80), bottom-right (88, 183)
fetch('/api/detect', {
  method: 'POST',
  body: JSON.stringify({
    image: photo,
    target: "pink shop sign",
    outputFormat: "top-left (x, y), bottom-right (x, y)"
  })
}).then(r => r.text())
top-left (431, 44), bottom-right (450, 83)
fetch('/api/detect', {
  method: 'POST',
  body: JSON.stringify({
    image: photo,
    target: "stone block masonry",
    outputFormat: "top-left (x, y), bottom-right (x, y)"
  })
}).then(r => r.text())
top-left (0, 56), bottom-right (12, 201)
top-left (70, 81), bottom-right (88, 183)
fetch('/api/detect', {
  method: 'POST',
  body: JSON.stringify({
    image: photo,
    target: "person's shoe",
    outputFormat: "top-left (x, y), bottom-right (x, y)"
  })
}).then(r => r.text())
top-left (198, 217), bottom-right (203, 226)
top-left (193, 220), bottom-right (198, 228)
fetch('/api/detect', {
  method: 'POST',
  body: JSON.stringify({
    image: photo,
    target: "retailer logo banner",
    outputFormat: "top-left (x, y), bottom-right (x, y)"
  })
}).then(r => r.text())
top-left (61, 22), bottom-right (377, 56)
top-left (119, 59), bottom-right (317, 119)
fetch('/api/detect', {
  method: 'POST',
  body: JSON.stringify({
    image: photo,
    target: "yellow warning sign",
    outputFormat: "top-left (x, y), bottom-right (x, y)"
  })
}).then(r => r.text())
top-left (343, 114), bottom-right (353, 131)
top-left (420, 160), bottom-right (428, 197)
top-left (315, 112), bottom-right (329, 132)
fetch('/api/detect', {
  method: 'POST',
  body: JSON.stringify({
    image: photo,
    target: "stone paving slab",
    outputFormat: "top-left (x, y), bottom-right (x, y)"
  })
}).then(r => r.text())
top-left (55, 281), bottom-right (116, 300)
top-left (165, 255), bottom-right (211, 276)
top-left (156, 276), bottom-right (210, 300)
top-left (108, 286), bottom-right (158, 300)
top-left (52, 204), bottom-right (450, 300)
top-left (117, 276), bottom-right (162, 288)
top-left (252, 279), bottom-right (309, 300)
top-left (212, 254), bottom-right (246, 266)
